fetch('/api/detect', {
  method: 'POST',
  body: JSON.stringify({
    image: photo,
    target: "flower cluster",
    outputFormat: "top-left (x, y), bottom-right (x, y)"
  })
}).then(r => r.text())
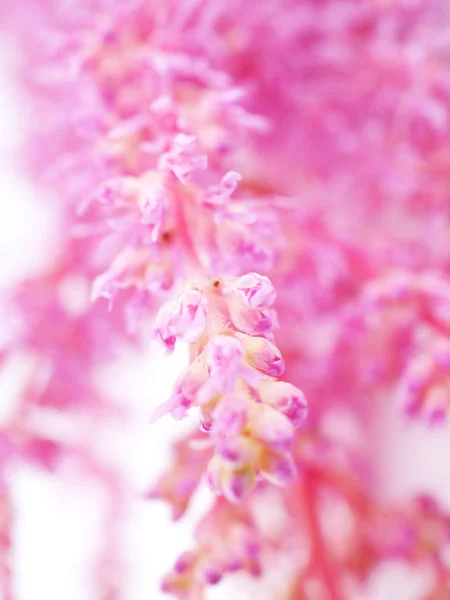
top-left (152, 274), bottom-right (307, 501)
top-left (334, 271), bottom-right (450, 421)
top-left (161, 499), bottom-right (264, 598)
top-left (6, 0), bottom-right (450, 599)
top-left (0, 246), bottom-right (132, 598)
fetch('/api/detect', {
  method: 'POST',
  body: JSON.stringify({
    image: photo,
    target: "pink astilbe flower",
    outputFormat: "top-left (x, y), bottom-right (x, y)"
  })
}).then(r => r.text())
top-left (161, 498), bottom-right (265, 598)
top-left (5, 0), bottom-right (450, 599)
top-left (151, 277), bottom-right (306, 501)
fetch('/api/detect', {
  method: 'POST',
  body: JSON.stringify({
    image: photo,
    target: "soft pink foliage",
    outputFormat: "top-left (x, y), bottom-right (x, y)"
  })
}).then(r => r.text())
top-left (4, 0), bottom-right (450, 599)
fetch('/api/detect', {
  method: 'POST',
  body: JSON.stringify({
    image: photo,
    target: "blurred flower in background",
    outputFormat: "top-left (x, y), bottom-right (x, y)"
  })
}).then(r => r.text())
top-left (1, 1), bottom-right (450, 599)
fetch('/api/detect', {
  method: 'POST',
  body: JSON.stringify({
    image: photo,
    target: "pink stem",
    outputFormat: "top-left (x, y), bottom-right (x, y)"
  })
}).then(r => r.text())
top-left (302, 470), bottom-right (344, 600)
top-left (173, 186), bottom-right (204, 274)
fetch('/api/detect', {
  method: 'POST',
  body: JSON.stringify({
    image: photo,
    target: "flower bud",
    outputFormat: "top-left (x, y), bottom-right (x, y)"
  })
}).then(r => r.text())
top-left (259, 451), bottom-right (297, 487)
top-left (251, 405), bottom-right (295, 453)
top-left (228, 299), bottom-right (275, 336)
top-left (150, 358), bottom-right (208, 422)
top-left (206, 457), bottom-right (255, 502)
top-left (235, 273), bottom-right (276, 308)
top-left (243, 335), bottom-right (285, 377)
top-left (216, 435), bottom-right (257, 467)
top-left (222, 467), bottom-right (255, 503)
top-left (201, 336), bottom-right (261, 397)
top-left (174, 552), bottom-right (195, 575)
top-left (206, 335), bottom-right (245, 373)
top-left (212, 394), bottom-right (248, 436)
top-left (259, 380), bottom-right (308, 426)
top-left (200, 564), bottom-right (223, 585)
top-left (203, 171), bottom-right (242, 208)
top-left (154, 289), bottom-right (207, 352)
